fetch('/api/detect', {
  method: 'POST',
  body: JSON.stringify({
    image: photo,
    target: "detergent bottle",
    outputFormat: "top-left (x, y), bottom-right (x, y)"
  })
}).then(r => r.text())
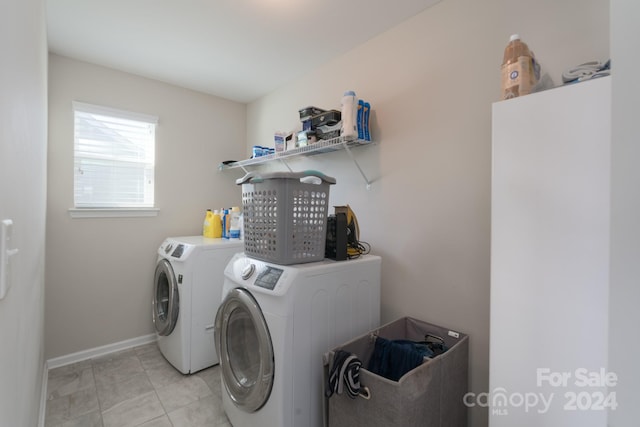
top-left (229, 207), bottom-right (241, 239)
top-left (203, 209), bottom-right (215, 238)
top-left (212, 210), bottom-right (223, 238)
top-left (222, 208), bottom-right (230, 239)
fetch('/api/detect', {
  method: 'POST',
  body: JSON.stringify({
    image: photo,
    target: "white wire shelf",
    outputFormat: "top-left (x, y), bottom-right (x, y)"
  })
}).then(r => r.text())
top-left (219, 136), bottom-right (375, 188)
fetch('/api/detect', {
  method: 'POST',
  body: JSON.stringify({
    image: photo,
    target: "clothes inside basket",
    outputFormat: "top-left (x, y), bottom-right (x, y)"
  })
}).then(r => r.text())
top-left (367, 335), bottom-right (448, 381)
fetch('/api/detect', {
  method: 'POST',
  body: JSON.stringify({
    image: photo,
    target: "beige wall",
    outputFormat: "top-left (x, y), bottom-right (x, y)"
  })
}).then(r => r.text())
top-left (246, 1), bottom-right (609, 426)
top-left (46, 54), bottom-right (246, 359)
top-left (0, 0), bottom-right (48, 424)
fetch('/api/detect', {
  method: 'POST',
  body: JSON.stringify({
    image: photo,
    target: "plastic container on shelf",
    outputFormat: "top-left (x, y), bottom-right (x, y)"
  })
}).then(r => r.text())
top-left (363, 101), bottom-right (371, 141)
top-left (341, 91), bottom-right (358, 141)
top-left (357, 99), bottom-right (365, 140)
top-left (501, 34), bottom-right (538, 100)
top-left (274, 133), bottom-right (286, 152)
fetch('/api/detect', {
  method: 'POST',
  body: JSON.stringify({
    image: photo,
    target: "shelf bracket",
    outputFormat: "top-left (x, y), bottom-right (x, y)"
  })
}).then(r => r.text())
top-left (278, 158), bottom-right (293, 172)
top-left (341, 141), bottom-right (372, 190)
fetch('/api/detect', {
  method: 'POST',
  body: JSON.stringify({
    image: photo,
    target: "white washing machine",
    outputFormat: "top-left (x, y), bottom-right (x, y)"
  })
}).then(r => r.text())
top-left (153, 236), bottom-right (243, 374)
top-left (214, 253), bottom-right (381, 427)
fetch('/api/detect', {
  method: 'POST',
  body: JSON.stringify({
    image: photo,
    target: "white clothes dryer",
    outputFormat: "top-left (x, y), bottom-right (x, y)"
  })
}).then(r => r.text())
top-left (214, 253), bottom-right (381, 427)
top-left (153, 236), bottom-right (243, 374)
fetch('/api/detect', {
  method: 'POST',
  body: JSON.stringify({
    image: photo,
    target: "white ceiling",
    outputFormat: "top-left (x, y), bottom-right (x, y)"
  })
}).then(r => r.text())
top-left (46, 0), bottom-right (441, 103)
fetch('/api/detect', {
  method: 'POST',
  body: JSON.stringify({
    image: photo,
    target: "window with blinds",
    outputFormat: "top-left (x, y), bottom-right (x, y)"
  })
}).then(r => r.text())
top-left (73, 102), bottom-right (157, 209)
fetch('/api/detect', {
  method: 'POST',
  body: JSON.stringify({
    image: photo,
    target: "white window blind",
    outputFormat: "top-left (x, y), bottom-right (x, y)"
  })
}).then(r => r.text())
top-left (73, 102), bottom-right (157, 209)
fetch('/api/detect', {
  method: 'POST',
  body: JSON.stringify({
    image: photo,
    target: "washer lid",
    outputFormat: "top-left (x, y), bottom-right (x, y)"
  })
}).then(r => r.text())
top-left (214, 287), bottom-right (274, 412)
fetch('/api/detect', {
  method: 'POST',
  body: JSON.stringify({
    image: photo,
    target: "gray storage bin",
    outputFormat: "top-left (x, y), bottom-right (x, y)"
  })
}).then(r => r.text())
top-left (324, 316), bottom-right (468, 427)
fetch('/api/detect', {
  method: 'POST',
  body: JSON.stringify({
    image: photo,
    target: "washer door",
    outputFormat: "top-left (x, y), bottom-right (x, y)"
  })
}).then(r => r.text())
top-left (153, 259), bottom-right (179, 336)
top-left (215, 287), bottom-right (274, 413)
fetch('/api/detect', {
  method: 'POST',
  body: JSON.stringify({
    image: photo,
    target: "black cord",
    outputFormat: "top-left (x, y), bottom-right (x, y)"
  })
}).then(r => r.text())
top-left (347, 240), bottom-right (370, 259)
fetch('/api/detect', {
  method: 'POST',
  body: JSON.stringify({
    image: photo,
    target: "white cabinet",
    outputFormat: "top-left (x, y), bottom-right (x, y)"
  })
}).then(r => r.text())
top-left (490, 77), bottom-right (611, 427)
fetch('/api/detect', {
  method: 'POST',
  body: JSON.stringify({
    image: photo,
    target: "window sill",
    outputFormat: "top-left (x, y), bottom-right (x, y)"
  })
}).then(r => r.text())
top-left (68, 208), bottom-right (160, 218)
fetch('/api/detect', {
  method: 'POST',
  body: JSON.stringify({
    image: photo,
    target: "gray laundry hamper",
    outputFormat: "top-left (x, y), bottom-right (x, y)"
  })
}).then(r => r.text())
top-left (323, 316), bottom-right (468, 427)
top-left (236, 170), bottom-right (336, 265)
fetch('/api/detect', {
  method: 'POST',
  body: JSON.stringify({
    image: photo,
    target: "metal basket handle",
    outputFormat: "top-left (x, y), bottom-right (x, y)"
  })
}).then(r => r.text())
top-left (236, 170), bottom-right (336, 185)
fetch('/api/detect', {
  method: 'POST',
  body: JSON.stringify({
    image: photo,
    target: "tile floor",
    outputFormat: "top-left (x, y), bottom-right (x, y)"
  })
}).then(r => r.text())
top-left (45, 343), bottom-right (231, 427)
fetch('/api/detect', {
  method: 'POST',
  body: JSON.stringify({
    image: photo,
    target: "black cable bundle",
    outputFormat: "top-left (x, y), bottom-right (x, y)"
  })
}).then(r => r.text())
top-left (347, 239), bottom-right (371, 259)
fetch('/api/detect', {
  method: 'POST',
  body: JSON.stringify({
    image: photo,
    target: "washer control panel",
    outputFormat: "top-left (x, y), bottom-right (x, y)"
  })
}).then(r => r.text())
top-left (170, 244), bottom-right (185, 258)
top-left (254, 266), bottom-right (284, 290)
top-left (158, 239), bottom-right (194, 260)
top-left (228, 253), bottom-right (297, 296)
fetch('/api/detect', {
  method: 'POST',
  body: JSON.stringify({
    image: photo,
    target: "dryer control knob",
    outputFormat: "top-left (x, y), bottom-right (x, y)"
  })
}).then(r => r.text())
top-left (241, 263), bottom-right (256, 280)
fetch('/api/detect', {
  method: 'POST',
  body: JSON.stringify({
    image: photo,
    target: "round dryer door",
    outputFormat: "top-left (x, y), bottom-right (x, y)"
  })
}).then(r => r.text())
top-left (215, 287), bottom-right (274, 413)
top-left (153, 259), bottom-right (179, 336)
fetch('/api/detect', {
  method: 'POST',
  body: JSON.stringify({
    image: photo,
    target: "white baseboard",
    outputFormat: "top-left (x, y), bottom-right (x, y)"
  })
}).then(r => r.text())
top-left (46, 333), bottom-right (157, 370)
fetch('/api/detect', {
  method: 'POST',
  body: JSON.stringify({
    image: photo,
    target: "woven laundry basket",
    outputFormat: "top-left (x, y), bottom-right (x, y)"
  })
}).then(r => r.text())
top-left (323, 316), bottom-right (469, 427)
